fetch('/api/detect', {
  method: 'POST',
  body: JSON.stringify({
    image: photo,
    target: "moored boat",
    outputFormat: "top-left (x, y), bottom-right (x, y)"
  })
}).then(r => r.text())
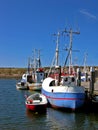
top-left (42, 29), bottom-right (86, 110)
top-left (25, 93), bottom-right (48, 111)
top-left (16, 79), bottom-right (29, 90)
top-left (28, 68), bottom-right (44, 91)
top-left (16, 49), bottom-right (45, 91)
top-left (42, 75), bottom-right (85, 110)
top-left (28, 82), bottom-right (42, 91)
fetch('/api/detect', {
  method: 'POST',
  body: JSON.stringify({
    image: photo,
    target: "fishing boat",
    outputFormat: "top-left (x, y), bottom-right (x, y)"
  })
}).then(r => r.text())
top-left (16, 79), bottom-right (29, 90)
top-left (42, 29), bottom-right (86, 110)
top-left (16, 57), bottom-right (33, 90)
top-left (25, 93), bottom-right (48, 111)
top-left (27, 49), bottom-right (45, 91)
top-left (16, 49), bottom-right (45, 91)
top-left (27, 68), bottom-right (44, 91)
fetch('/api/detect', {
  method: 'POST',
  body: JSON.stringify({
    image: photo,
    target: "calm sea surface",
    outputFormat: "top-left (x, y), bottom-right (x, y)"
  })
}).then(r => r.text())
top-left (0, 79), bottom-right (98, 130)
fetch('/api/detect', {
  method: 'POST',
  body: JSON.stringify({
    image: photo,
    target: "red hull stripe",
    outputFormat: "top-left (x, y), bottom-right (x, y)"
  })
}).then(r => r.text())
top-left (44, 95), bottom-right (84, 100)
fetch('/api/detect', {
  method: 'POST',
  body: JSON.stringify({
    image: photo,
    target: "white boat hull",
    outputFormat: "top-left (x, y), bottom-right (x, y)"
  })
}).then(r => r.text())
top-left (28, 83), bottom-right (42, 91)
top-left (16, 82), bottom-right (28, 90)
top-left (25, 93), bottom-right (47, 111)
top-left (42, 77), bottom-right (85, 110)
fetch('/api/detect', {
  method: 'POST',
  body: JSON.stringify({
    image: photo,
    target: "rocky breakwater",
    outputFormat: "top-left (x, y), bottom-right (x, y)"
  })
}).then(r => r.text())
top-left (0, 68), bottom-right (26, 78)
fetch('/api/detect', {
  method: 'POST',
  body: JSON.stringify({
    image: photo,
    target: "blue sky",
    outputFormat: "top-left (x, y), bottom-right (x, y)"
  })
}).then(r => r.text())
top-left (0, 0), bottom-right (98, 68)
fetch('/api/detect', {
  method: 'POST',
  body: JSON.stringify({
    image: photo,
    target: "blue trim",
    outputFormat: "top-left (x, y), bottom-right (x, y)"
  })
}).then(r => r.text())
top-left (42, 89), bottom-right (85, 109)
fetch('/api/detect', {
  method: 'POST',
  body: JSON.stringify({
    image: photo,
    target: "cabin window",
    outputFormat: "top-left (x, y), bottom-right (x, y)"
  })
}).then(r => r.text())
top-left (64, 77), bottom-right (68, 82)
top-left (71, 77), bottom-right (75, 82)
top-left (49, 81), bottom-right (55, 86)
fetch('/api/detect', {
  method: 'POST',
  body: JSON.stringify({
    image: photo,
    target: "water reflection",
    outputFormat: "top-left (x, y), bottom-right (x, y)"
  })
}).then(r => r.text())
top-left (46, 108), bottom-right (98, 130)
top-left (47, 108), bottom-right (77, 130)
top-left (26, 109), bottom-right (47, 119)
top-left (26, 109), bottom-right (48, 130)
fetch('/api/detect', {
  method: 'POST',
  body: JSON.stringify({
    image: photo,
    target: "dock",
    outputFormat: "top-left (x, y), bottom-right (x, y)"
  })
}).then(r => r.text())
top-left (81, 81), bottom-right (98, 94)
top-left (75, 66), bottom-right (98, 112)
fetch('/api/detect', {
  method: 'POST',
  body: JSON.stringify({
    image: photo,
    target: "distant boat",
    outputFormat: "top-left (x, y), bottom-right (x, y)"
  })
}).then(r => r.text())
top-left (25, 93), bottom-right (47, 111)
top-left (16, 79), bottom-right (29, 90)
top-left (42, 29), bottom-right (85, 110)
top-left (16, 57), bottom-right (32, 90)
top-left (27, 68), bottom-right (45, 91)
top-left (16, 49), bottom-right (45, 91)
top-left (27, 49), bottom-right (45, 91)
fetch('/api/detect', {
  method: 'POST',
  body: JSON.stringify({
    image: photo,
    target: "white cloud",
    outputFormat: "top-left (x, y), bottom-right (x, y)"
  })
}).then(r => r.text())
top-left (80, 9), bottom-right (96, 20)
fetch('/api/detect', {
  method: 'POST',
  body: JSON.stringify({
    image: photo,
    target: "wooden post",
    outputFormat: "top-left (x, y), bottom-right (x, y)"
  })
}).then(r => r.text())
top-left (77, 68), bottom-right (81, 86)
top-left (85, 71), bottom-right (88, 82)
top-left (89, 67), bottom-right (95, 96)
top-left (58, 66), bottom-right (61, 85)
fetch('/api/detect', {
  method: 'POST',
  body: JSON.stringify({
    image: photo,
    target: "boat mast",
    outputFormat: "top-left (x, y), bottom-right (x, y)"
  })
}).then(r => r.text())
top-left (27, 57), bottom-right (31, 74)
top-left (37, 49), bottom-right (41, 68)
top-left (83, 52), bottom-right (88, 73)
top-left (55, 32), bottom-right (60, 66)
top-left (55, 31), bottom-right (60, 67)
top-left (32, 49), bottom-right (37, 73)
top-left (48, 31), bottom-right (60, 76)
top-left (64, 28), bottom-right (80, 74)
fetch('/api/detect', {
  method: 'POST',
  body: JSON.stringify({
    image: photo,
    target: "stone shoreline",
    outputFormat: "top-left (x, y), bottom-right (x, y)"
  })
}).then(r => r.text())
top-left (0, 68), bottom-right (26, 78)
top-left (0, 74), bottom-right (21, 78)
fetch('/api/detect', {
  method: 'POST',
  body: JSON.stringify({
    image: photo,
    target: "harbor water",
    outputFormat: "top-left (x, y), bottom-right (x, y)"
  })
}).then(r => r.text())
top-left (0, 79), bottom-right (98, 130)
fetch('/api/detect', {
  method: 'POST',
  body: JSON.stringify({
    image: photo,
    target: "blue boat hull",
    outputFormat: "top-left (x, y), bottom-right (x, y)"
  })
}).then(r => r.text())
top-left (42, 89), bottom-right (85, 110)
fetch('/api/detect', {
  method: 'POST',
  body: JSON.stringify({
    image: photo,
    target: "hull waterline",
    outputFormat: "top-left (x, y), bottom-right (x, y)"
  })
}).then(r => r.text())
top-left (42, 88), bottom-right (85, 110)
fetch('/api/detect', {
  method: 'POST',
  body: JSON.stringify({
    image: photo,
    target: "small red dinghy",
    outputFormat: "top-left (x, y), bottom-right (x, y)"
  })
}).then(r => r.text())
top-left (25, 93), bottom-right (47, 111)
